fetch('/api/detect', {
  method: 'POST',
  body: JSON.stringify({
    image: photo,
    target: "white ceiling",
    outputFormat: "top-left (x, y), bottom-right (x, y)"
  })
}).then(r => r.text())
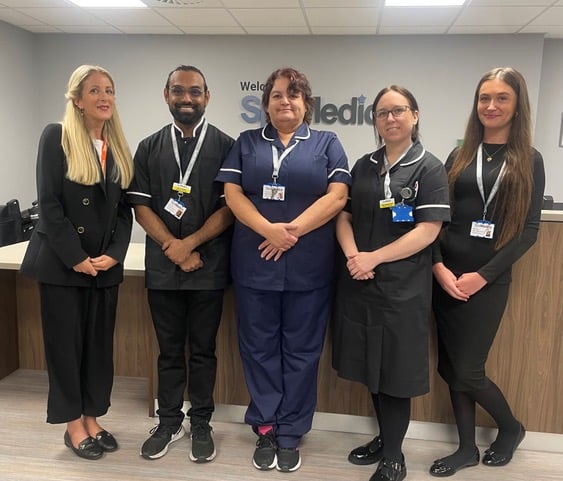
top-left (0, 0), bottom-right (562, 38)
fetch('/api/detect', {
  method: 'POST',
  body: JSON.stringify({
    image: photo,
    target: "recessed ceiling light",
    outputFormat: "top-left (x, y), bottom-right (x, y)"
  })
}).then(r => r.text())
top-left (69, 0), bottom-right (147, 7)
top-left (385, 0), bottom-right (466, 6)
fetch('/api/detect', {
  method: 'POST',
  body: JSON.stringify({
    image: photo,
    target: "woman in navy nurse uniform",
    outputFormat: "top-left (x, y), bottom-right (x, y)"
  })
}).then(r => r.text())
top-left (332, 85), bottom-right (450, 481)
top-left (216, 67), bottom-right (350, 473)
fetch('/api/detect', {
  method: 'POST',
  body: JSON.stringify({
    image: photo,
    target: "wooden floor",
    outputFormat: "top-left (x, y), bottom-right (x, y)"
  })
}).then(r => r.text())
top-left (1, 370), bottom-right (561, 481)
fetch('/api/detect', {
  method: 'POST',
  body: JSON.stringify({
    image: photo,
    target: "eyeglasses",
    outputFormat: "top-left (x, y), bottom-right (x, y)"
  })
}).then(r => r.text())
top-left (374, 105), bottom-right (412, 120)
top-left (168, 86), bottom-right (205, 98)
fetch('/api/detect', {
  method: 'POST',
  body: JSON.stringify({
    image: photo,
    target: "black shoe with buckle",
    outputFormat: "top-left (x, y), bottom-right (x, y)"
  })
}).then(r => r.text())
top-left (95, 430), bottom-right (118, 452)
top-left (348, 435), bottom-right (384, 465)
top-left (64, 431), bottom-right (103, 460)
top-left (370, 456), bottom-right (407, 481)
top-left (483, 423), bottom-right (526, 467)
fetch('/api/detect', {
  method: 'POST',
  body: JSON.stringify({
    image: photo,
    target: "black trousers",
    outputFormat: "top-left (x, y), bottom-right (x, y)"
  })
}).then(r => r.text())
top-left (147, 289), bottom-right (223, 427)
top-left (39, 283), bottom-right (118, 424)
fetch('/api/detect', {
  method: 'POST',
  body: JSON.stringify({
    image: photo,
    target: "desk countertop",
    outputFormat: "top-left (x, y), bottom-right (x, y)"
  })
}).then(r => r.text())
top-left (1, 211), bottom-right (562, 271)
top-left (0, 241), bottom-right (145, 275)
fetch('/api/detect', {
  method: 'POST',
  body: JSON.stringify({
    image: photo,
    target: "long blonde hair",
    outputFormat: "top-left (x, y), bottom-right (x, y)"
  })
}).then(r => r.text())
top-left (61, 65), bottom-right (133, 188)
top-left (448, 67), bottom-right (534, 249)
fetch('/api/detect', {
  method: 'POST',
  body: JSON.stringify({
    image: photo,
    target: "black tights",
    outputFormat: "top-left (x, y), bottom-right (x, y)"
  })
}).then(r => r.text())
top-left (371, 392), bottom-right (410, 463)
top-left (441, 377), bottom-right (520, 465)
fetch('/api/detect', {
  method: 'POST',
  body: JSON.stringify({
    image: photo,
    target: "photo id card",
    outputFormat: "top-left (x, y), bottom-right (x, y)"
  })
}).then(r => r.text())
top-left (263, 183), bottom-right (286, 201)
top-left (391, 203), bottom-right (414, 223)
top-left (164, 197), bottom-right (186, 219)
top-left (470, 220), bottom-right (495, 239)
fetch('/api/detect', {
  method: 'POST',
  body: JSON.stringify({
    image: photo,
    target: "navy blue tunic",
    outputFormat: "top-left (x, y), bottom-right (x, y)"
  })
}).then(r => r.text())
top-left (216, 122), bottom-right (351, 291)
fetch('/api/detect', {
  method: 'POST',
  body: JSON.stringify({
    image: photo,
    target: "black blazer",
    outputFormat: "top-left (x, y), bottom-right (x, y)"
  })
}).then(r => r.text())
top-left (21, 123), bottom-right (132, 287)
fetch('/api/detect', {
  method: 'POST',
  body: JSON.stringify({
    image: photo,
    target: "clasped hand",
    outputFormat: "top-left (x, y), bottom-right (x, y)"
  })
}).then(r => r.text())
top-left (162, 238), bottom-right (203, 272)
top-left (73, 255), bottom-right (118, 276)
top-left (346, 252), bottom-right (376, 281)
top-left (258, 223), bottom-right (298, 261)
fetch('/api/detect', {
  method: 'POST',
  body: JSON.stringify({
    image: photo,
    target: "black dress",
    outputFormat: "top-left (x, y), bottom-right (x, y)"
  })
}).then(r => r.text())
top-left (432, 145), bottom-right (545, 391)
top-left (332, 141), bottom-right (450, 398)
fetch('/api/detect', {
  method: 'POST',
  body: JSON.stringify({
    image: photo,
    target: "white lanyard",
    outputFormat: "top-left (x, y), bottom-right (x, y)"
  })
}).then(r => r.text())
top-left (476, 143), bottom-right (506, 220)
top-left (382, 144), bottom-right (412, 199)
top-left (171, 117), bottom-right (208, 185)
top-left (271, 140), bottom-right (299, 183)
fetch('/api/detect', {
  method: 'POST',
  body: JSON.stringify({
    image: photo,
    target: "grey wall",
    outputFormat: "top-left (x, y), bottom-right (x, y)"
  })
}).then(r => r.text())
top-left (0, 23), bottom-right (560, 234)
top-left (535, 39), bottom-right (563, 200)
top-left (0, 21), bottom-right (37, 209)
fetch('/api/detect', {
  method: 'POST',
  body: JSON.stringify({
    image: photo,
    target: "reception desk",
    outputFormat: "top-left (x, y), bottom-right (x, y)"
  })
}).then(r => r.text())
top-left (1, 212), bottom-right (562, 435)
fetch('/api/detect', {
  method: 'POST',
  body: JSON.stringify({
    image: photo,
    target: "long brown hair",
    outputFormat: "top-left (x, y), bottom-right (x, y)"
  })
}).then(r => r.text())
top-left (448, 67), bottom-right (533, 249)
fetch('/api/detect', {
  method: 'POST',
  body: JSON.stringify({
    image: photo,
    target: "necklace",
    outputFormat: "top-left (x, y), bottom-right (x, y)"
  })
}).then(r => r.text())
top-left (482, 144), bottom-right (506, 162)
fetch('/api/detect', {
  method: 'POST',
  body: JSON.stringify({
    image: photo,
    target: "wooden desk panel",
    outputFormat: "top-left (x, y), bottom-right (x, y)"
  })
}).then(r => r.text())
top-left (4, 220), bottom-right (562, 433)
top-left (0, 270), bottom-right (18, 379)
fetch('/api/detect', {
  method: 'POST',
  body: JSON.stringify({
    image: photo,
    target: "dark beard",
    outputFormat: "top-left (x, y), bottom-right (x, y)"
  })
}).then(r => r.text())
top-left (169, 103), bottom-right (204, 127)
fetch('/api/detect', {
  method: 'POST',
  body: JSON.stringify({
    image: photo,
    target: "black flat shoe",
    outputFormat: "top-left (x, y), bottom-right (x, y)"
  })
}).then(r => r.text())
top-left (64, 431), bottom-right (103, 460)
top-left (348, 435), bottom-right (384, 465)
top-left (369, 456), bottom-right (406, 481)
top-left (483, 423), bottom-right (526, 467)
top-left (95, 430), bottom-right (118, 452)
top-left (429, 448), bottom-right (480, 477)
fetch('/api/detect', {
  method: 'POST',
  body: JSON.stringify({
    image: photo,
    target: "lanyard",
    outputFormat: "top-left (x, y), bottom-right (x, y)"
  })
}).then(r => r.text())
top-left (476, 143), bottom-right (506, 220)
top-left (382, 144), bottom-right (412, 199)
top-left (171, 117), bottom-right (208, 185)
top-left (271, 140), bottom-right (299, 183)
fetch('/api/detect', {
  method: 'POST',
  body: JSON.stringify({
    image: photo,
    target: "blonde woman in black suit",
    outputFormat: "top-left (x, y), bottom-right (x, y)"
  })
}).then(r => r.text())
top-left (21, 65), bottom-right (133, 460)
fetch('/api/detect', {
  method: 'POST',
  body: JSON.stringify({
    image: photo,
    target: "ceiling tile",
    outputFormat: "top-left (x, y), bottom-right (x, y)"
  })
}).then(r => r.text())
top-left (84, 8), bottom-right (172, 26)
top-left (14, 7), bottom-right (106, 26)
top-left (244, 26), bottom-right (310, 35)
top-left (220, 0), bottom-right (300, 7)
top-left (306, 7), bottom-right (380, 27)
top-left (379, 25), bottom-right (449, 34)
top-left (381, 7), bottom-right (459, 26)
top-left (529, 7), bottom-right (563, 25)
top-left (455, 6), bottom-right (545, 25)
top-left (156, 7), bottom-right (238, 26)
top-left (230, 8), bottom-right (306, 27)
top-left (304, 0), bottom-right (383, 6)
top-left (177, 25), bottom-right (247, 34)
top-left (310, 26), bottom-right (378, 34)
top-left (0, 8), bottom-right (45, 25)
top-left (449, 25), bottom-right (520, 34)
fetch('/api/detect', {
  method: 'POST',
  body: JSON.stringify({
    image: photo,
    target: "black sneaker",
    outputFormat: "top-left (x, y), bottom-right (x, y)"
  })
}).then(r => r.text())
top-left (253, 430), bottom-right (277, 470)
top-left (189, 421), bottom-right (216, 463)
top-left (140, 424), bottom-right (185, 460)
top-left (276, 447), bottom-right (301, 472)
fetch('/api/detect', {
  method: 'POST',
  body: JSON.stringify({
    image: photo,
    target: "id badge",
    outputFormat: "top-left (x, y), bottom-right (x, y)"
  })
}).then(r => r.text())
top-left (263, 183), bottom-right (286, 201)
top-left (391, 203), bottom-right (414, 223)
top-left (164, 197), bottom-right (186, 219)
top-left (470, 220), bottom-right (494, 239)
top-left (380, 198), bottom-right (395, 209)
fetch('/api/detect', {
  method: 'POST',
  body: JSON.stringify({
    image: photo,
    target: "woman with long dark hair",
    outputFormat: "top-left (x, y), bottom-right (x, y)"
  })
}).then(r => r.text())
top-left (429, 67), bottom-right (545, 477)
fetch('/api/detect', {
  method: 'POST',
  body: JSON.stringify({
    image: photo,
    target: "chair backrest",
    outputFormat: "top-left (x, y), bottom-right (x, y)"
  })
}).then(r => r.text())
top-left (0, 199), bottom-right (23, 247)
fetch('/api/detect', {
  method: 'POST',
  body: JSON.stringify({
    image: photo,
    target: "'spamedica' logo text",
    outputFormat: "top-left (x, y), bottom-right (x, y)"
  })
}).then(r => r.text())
top-left (239, 80), bottom-right (373, 126)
